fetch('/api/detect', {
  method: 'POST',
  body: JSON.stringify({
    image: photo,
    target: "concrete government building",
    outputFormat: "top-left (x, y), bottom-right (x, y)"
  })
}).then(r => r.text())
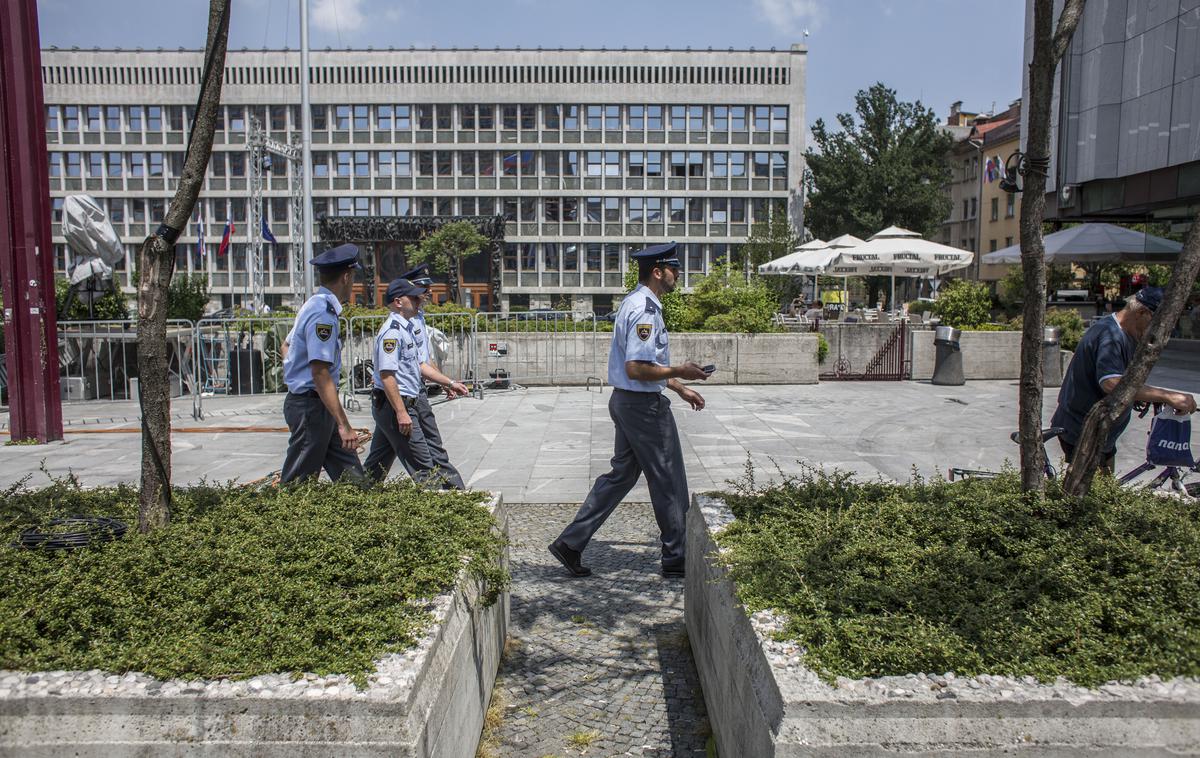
top-left (40, 46), bottom-right (807, 314)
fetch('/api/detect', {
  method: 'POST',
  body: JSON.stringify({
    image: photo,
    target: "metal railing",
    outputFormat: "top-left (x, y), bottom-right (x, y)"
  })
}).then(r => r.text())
top-left (475, 311), bottom-right (603, 388)
top-left (56, 319), bottom-right (200, 419)
top-left (49, 310), bottom-right (606, 419)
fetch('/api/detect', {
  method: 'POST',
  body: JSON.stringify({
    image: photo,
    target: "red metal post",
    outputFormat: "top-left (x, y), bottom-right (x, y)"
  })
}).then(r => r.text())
top-left (0, 0), bottom-right (63, 442)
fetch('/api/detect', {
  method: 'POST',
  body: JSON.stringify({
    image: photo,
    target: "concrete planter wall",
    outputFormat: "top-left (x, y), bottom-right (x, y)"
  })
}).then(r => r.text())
top-left (0, 495), bottom-right (510, 758)
top-left (686, 494), bottom-right (1200, 756)
top-left (819, 324), bottom-right (1025, 381)
top-left (480, 331), bottom-right (821, 385)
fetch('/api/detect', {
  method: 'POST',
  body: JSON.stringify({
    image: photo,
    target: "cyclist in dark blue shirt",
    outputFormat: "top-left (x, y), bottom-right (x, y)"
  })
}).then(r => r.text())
top-left (1051, 287), bottom-right (1196, 471)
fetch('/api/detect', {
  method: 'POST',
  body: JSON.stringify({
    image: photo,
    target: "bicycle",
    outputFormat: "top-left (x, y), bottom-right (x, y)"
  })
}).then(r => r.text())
top-left (949, 403), bottom-right (1200, 499)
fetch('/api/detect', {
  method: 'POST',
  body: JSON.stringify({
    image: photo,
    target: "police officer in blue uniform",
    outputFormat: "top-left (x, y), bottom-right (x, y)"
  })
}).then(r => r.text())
top-left (361, 278), bottom-right (454, 486)
top-left (549, 242), bottom-right (710, 578)
top-left (279, 244), bottom-right (366, 483)
top-left (394, 263), bottom-right (469, 489)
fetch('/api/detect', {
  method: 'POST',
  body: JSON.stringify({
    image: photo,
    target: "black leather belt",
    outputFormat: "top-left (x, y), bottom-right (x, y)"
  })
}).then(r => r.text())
top-left (288, 389), bottom-right (319, 398)
top-left (372, 388), bottom-right (417, 409)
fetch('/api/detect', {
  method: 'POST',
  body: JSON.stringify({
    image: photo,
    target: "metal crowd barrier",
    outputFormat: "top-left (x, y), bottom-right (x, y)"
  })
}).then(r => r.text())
top-left (474, 311), bottom-right (603, 388)
top-left (50, 310), bottom-right (605, 420)
top-left (56, 319), bottom-right (201, 420)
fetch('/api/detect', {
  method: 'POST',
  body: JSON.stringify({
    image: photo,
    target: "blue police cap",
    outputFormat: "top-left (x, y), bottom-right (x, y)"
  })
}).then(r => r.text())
top-left (310, 243), bottom-right (361, 270)
top-left (385, 278), bottom-right (427, 302)
top-left (399, 263), bottom-right (433, 285)
top-left (631, 241), bottom-right (680, 268)
top-left (1134, 286), bottom-right (1164, 313)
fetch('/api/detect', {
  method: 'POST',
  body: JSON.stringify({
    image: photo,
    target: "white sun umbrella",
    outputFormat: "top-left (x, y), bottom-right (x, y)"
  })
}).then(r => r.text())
top-left (756, 238), bottom-right (827, 275)
top-left (829, 226), bottom-right (973, 310)
top-left (809, 234), bottom-right (866, 307)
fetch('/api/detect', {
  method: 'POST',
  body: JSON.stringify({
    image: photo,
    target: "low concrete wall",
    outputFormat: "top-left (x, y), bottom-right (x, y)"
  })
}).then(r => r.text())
top-left (0, 496), bottom-right (511, 758)
top-left (686, 495), bottom-right (1200, 756)
top-left (479, 332), bottom-right (821, 385)
top-left (911, 329), bottom-right (1023, 381)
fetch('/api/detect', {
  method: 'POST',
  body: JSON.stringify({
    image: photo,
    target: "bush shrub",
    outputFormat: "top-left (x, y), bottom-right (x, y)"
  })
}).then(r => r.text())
top-left (716, 467), bottom-right (1200, 687)
top-left (930, 280), bottom-right (992, 328)
top-left (816, 333), bottom-right (829, 364)
top-left (54, 277), bottom-right (129, 321)
top-left (1009, 308), bottom-right (1086, 352)
top-left (0, 478), bottom-right (507, 686)
top-left (166, 274), bottom-right (211, 322)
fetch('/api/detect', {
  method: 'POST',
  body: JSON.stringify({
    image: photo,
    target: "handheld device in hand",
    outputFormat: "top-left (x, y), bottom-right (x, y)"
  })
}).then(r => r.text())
top-left (702, 364), bottom-right (717, 375)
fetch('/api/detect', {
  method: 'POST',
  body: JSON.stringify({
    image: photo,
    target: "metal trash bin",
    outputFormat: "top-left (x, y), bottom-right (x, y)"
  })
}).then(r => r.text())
top-left (1042, 326), bottom-right (1063, 387)
top-left (931, 325), bottom-right (964, 386)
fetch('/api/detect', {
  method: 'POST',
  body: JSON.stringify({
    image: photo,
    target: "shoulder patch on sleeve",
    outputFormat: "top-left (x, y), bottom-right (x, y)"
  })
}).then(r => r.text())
top-left (636, 323), bottom-right (653, 341)
top-left (315, 323), bottom-right (333, 342)
top-left (382, 338), bottom-right (397, 354)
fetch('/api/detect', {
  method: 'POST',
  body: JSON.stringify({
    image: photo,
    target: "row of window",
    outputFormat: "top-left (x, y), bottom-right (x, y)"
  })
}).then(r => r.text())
top-left (54, 194), bottom-right (787, 228)
top-left (44, 60), bottom-right (795, 89)
top-left (313, 149), bottom-right (789, 179)
top-left (47, 103), bottom-right (791, 135)
top-left (51, 148), bottom-right (790, 182)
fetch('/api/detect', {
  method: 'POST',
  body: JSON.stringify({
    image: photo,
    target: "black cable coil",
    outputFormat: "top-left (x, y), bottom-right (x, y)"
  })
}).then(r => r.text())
top-left (13, 516), bottom-right (128, 551)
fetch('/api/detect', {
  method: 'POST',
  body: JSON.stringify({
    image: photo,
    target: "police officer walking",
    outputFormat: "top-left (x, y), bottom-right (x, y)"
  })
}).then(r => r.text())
top-left (549, 243), bottom-right (710, 578)
top-left (395, 263), bottom-right (469, 489)
top-left (279, 244), bottom-right (366, 483)
top-left (362, 278), bottom-right (457, 487)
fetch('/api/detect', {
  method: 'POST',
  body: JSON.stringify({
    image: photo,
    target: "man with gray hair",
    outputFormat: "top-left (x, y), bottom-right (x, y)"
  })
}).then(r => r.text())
top-left (1051, 286), bottom-right (1196, 472)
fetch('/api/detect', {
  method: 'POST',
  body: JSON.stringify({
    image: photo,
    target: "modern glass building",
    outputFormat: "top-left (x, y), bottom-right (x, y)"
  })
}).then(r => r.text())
top-left (41, 45), bottom-right (807, 313)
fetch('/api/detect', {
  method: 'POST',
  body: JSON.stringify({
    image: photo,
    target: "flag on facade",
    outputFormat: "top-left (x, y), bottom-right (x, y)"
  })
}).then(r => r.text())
top-left (261, 217), bottom-right (277, 244)
top-left (195, 210), bottom-right (206, 257)
top-left (218, 220), bottom-right (234, 256)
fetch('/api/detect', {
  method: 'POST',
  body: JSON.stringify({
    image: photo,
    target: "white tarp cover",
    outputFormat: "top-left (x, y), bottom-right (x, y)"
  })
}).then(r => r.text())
top-left (62, 194), bottom-right (124, 267)
top-left (981, 223), bottom-right (1182, 265)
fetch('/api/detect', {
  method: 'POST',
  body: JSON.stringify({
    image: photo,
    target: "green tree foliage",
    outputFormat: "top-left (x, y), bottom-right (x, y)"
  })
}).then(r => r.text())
top-left (999, 264), bottom-right (1075, 308)
top-left (622, 267), bottom-right (690, 332)
top-left (54, 277), bottom-right (129, 321)
top-left (686, 265), bottom-right (779, 333)
top-left (407, 221), bottom-right (490, 303)
top-left (166, 273), bottom-right (210, 322)
top-left (1010, 308), bottom-right (1086, 352)
top-left (931, 279), bottom-right (992, 328)
top-left (805, 83), bottom-right (953, 241)
top-left (742, 205), bottom-right (800, 270)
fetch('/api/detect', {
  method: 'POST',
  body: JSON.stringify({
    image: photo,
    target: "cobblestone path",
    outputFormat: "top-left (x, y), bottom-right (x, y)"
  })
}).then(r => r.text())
top-left (486, 503), bottom-right (710, 758)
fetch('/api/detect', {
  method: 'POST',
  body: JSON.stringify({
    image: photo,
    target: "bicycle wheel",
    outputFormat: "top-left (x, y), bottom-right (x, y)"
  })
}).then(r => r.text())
top-left (1186, 480), bottom-right (1200, 498)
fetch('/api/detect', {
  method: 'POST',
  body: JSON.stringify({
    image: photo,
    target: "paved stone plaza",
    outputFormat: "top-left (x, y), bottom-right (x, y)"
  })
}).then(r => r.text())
top-left (2, 376), bottom-right (1196, 494)
top-left (3, 375), bottom-right (1198, 757)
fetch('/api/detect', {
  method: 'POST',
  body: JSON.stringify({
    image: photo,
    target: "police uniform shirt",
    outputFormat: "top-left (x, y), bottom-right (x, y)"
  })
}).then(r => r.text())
top-left (372, 315), bottom-right (423, 397)
top-left (282, 287), bottom-right (343, 393)
top-left (412, 311), bottom-right (430, 365)
top-left (608, 284), bottom-right (670, 392)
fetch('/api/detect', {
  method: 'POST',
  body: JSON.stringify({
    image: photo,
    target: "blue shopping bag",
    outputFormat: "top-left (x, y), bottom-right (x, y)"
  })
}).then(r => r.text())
top-left (1146, 408), bottom-right (1195, 467)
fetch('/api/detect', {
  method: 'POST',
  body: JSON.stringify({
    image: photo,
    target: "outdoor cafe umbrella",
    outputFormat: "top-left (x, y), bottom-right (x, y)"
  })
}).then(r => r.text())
top-left (982, 222), bottom-right (1182, 264)
top-left (756, 238), bottom-right (827, 275)
top-left (829, 226), bottom-right (973, 310)
top-left (804, 234), bottom-right (865, 306)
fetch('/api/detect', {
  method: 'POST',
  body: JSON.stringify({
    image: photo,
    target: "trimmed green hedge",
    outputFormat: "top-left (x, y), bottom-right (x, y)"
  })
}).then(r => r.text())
top-left (716, 468), bottom-right (1200, 687)
top-left (0, 478), bottom-right (507, 687)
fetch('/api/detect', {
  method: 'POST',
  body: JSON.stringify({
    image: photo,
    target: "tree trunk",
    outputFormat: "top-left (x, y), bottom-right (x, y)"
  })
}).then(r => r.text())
top-left (1061, 210), bottom-right (1200, 497)
top-left (448, 254), bottom-right (461, 305)
top-left (136, 0), bottom-right (230, 533)
top-left (1017, 0), bottom-right (1086, 494)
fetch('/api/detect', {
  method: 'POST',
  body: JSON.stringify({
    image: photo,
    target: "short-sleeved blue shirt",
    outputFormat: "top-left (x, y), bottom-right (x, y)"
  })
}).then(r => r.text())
top-left (371, 314), bottom-right (422, 397)
top-left (608, 285), bottom-right (670, 392)
top-left (412, 310), bottom-right (430, 365)
top-left (1051, 314), bottom-right (1137, 452)
top-left (282, 287), bottom-right (342, 393)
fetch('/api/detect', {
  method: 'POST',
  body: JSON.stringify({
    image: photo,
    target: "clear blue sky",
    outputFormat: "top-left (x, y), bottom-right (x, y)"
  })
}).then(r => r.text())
top-left (37, 0), bottom-right (1025, 133)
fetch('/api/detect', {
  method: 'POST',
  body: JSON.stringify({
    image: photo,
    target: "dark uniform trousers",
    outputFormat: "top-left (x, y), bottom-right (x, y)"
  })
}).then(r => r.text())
top-left (558, 388), bottom-right (689, 564)
top-left (397, 390), bottom-right (466, 489)
top-left (363, 391), bottom-right (452, 487)
top-left (280, 391), bottom-right (366, 484)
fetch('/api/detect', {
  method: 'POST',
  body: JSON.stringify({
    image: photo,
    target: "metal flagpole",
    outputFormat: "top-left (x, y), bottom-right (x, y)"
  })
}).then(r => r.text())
top-left (299, 0), bottom-right (315, 300)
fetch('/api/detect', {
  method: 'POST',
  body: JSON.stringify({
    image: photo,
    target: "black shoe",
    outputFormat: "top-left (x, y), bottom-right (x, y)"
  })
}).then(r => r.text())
top-left (549, 540), bottom-right (592, 577)
top-left (661, 561), bottom-right (685, 578)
